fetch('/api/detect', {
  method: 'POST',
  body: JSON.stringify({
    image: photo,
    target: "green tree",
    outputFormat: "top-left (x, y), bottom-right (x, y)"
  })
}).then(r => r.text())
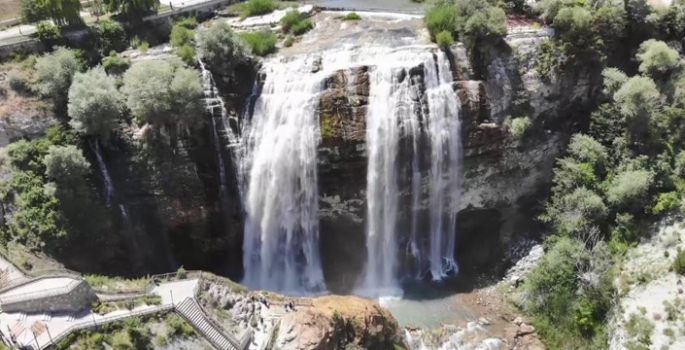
top-left (554, 7), bottom-right (593, 46)
top-left (607, 169), bottom-right (654, 209)
top-left (544, 187), bottom-right (608, 236)
top-left (122, 60), bottom-right (203, 125)
top-left (20, 0), bottom-right (48, 24)
top-left (601, 68), bottom-right (628, 97)
top-left (425, 1), bottom-right (457, 41)
top-left (102, 52), bottom-right (131, 75)
top-left (96, 20), bottom-right (128, 54)
top-left (463, 6), bottom-right (507, 46)
top-left (43, 145), bottom-right (90, 183)
top-left (37, 0), bottom-right (82, 26)
top-left (68, 67), bottom-right (124, 138)
top-left (35, 21), bottom-right (62, 48)
top-left (568, 134), bottom-right (608, 170)
top-left (35, 47), bottom-right (81, 108)
top-left (170, 24), bottom-right (194, 48)
top-left (636, 39), bottom-right (679, 76)
top-left (613, 76), bottom-right (661, 119)
top-left (197, 21), bottom-right (251, 79)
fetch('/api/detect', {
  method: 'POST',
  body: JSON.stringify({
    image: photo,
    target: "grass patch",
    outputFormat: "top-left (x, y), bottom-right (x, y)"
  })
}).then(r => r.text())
top-left (85, 274), bottom-right (149, 292)
top-left (241, 30), bottom-right (277, 56)
top-left (292, 18), bottom-right (313, 35)
top-left (674, 248), bottom-right (685, 274)
top-left (283, 36), bottom-right (294, 47)
top-left (341, 12), bottom-right (361, 20)
top-left (242, 0), bottom-right (276, 18)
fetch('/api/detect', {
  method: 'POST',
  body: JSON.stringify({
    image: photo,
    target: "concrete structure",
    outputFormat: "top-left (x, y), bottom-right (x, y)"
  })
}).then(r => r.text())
top-left (0, 277), bottom-right (96, 314)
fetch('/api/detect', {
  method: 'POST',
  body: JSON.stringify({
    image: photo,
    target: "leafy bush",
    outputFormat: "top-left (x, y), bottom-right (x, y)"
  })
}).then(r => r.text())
top-left (607, 170), bottom-right (654, 208)
top-left (102, 52), bottom-right (131, 75)
top-left (506, 116), bottom-right (531, 140)
top-left (35, 22), bottom-right (62, 47)
top-left (342, 12), bottom-right (361, 20)
top-left (553, 7), bottom-right (593, 43)
top-left (96, 20), bottom-right (127, 54)
top-left (43, 145), bottom-right (90, 183)
top-left (674, 248), bottom-right (685, 275)
top-left (463, 6), bottom-right (507, 45)
top-left (175, 16), bottom-right (198, 29)
top-left (197, 22), bottom-right (251, 78)
top-left (68, 67), bottom-right (124, 137)
top-left (675, 151), bottom-right (685, 177)
top-left (104, 0), bottom-right (159, 19)
top-left (283, 36), bottom-right (293, 47)
top-left (425, 2), bottom-right (457, 41)
top-left (636, 39), bottom-right (679, 76)
top-left (8, 73), bottom-right (32, 95)
top-left (243, 0), bottom-right (276, 17)
top-left (35, 47), bottom-right (80, 107)
top-left (281, 9), bottom-right (303, 32)
top-left (167, 315), bottom-right (194, 337)
top-left (176, 44), bottom-right (196, 66)
top-left (601, 68), bottom-right (628, 97)
top-left (568, 134), bottom-right (608, 169)
top-left (544, 187), bottom-right (608, 236)
top-left (435, 30), bottom-right (454, 48)
top-left (292, 18), bottom-right (313, 35)
top-left (534, 39), bottom-right (567, 78)
top-left (241, 30), bottom-right (277, 56)
top-left (170, 24), bottom-right (194, 48)
top-left (613, 76), bottom-right (661, 118)
top-left (122, 60), bottom-right (203, 125)
top-left (651, 191), bottom-right (681, 214)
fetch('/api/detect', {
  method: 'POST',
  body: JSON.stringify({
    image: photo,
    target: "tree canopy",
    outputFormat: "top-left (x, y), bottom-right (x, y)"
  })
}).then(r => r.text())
top-left (35, 47), bottom-right (81, 108)
top-left (68, 67), bottom-right (124, 138)
top-left (197, 22), bottom-right (251, 78)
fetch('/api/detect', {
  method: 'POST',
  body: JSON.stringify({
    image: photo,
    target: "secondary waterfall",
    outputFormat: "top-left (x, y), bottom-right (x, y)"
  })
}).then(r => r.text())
top-left (239, 56), bottom-right (327, 293)
top-left (361, 49), bottom-right (461, 295)
top-left (91, 139), bottom-right (115, 206)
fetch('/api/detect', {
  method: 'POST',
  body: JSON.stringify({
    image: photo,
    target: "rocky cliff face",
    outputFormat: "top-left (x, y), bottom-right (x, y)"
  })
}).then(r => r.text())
top-left (317, 29), bottom-right (600, 291)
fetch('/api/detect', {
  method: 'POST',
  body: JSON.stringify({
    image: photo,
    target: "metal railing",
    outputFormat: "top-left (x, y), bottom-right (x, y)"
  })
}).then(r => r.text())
top-left (44, 304), bottom-right (174, 349)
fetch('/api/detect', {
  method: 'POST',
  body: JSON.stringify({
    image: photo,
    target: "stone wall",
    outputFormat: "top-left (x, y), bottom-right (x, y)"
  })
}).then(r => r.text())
top-left (1, 280), bottom-right (96, 313)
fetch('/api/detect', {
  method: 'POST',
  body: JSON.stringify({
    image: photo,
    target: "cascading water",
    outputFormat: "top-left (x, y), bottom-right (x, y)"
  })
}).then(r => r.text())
top-left (238, 56), bottom-right (328, 293)
top-left (91, 139), bottom-right (115, 206)
top-left (361, 49), bottom-right (462, 295)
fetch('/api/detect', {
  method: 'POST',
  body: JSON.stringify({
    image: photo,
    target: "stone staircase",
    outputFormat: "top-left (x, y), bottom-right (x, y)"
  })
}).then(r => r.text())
top-left (176, 297), bottom-right (244, 350)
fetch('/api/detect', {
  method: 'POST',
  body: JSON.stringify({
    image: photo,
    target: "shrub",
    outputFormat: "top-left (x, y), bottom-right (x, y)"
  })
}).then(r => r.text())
top-left (342, 12), bottom-right (361, 20)
top-left (675, 151), bottom-right (685, 177)
top-left (176, 266), bottom-right (187, 279)
top-left (167, 315), bottom-right (194, 337)
top-left (601, 68), bottom-right (628, 97)
top-left (568, 134), bottom-right (608, 169)
top-left (102, 52), bottom-right (131, 75)
top-left (425, 2), bottom-right (457, 41)
top-left (506, 116), bottom-right (531, 139)
top-left (553, 7), bottom-right (593, 44)
top-left (241, 30), bottom-right (277, 56)
top-left (96, 20), bottom-right (127, 54)
top-left (170, 24), bottom-right (194, 48)
top-left (292, 18), bottom-right (313, 35)
top-left (176, 44), bottom-right (196, 66)
top-left (613, 76), bottom-right (661, 118)
top-left (175, 16), bottom-right (198, 29)
top-left (35, 22), bottom-right (62, 47)
top-left (463, 6), bottom-right (507, 45)
top-left (197, 22), bottom-right (251, 78)
top-left (281, 9), bottom-right (303, 32)
top-left (283, 36), bottom-right (293, 47)
top-left (139, 41), bottom-right (149, 52)
top-left (637, 39), bottom-right (679, 76)
top-left (68, 67), bottom-right (124, 138)
top-left (544, 187), bottom-right (608, 236)
top-left (43, 145), bottom-right (90, 183)
top-left (122, 61), bottom-right (203, 125)
top-left (607, 170), bottom-right (654, 208)
top-left (435, 30), bottom-right (454, 48)
top-left (674, 249), bottom-right (685, 275)
top-left (243, 0), bottom-right (276, 17)
top-left (35, 47), bottom-right (80, 107)
top-left (8, 73), bottom-right (32, 95)
top-left (651, 191), bottom-right (681, 214)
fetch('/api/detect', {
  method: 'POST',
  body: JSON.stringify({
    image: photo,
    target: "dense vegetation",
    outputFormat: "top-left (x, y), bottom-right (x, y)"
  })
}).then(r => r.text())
top-left (448, 0), bottom-right (685, 347)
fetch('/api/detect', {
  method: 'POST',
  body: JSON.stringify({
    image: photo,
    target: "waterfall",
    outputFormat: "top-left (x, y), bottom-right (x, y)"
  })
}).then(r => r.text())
top-left (361, 49), bottom-right (462, 295)
top-left (91, 139), bottom-right (115, 206)
top-left (239, 55), bottom-right (328, 293)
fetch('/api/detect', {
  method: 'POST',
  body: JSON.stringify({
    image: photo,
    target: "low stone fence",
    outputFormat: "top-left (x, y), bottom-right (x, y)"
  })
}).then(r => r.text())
top-left (0, 279), bottom-right (96, 313)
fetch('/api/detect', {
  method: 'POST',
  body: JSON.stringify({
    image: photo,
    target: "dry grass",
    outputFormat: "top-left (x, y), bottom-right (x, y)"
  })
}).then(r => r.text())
top-left (0, 0), bottom-right (22, 21)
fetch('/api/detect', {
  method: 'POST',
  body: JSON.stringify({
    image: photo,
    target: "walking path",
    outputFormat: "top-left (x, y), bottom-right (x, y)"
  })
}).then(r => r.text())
top-left (0, 254), bottom-right (248, 350)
